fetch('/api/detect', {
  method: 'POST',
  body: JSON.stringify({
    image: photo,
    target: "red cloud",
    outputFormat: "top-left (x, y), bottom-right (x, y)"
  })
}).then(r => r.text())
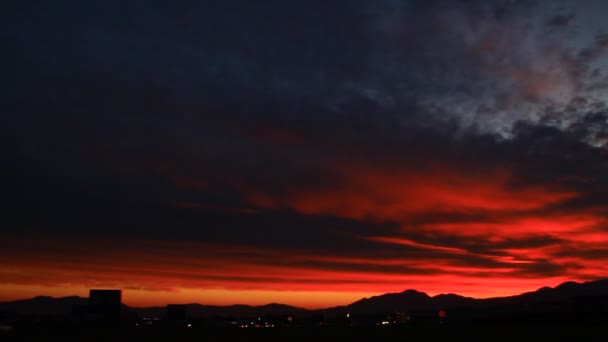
top-left (2, 162), bottom-right (606, 309)
top-left (2, 229), bottom-right (608, 308)
top-left (246, 162), bottom-right (575, 221)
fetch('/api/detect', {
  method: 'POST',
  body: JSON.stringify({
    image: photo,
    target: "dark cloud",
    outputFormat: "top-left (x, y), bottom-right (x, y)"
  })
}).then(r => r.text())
top-left (3, 0), bottom-right (608, 305)
top-left (547, 13), bottom-right (575, 27)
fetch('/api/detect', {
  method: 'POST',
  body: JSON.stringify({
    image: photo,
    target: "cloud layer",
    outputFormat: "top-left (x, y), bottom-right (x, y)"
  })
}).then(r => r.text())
top-left (2, 0), bottom-right (608, 307)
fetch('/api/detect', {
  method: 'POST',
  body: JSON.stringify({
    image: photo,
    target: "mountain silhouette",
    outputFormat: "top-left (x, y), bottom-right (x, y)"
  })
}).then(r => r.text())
top-left (0, 296), bottom-right (87, 316)
top-left (2, 279), bottom-right (608, 319)
top-left (322, 289), bottom-right (436, 316)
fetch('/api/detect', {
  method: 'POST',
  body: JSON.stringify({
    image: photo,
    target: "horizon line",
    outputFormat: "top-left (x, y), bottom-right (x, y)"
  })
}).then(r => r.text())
top-left (4, 278), bottom-right (605, 311)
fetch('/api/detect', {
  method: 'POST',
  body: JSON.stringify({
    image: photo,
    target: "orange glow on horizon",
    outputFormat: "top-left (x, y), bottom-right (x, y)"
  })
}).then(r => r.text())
top-left (0, 277), bottom-right (581, 309)
top-left (2, 233), bottom-right (608, 308)
top-left (2, 163), bottom-right (607, 309)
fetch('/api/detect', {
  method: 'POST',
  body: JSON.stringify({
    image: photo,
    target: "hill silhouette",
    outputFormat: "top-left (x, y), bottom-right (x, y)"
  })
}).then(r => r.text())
top-left (2, 279), bottom-right (608, 319)
top-left (0, 296), bottom-right (87, 316)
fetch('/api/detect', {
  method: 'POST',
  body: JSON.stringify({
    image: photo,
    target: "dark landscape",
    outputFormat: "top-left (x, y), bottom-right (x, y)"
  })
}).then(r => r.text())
top-left (2, 279), bottom-right (608, 341)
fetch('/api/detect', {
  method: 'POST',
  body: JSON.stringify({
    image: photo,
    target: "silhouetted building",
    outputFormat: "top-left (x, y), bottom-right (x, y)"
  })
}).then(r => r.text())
top-left (88, 289), bottom-right (122, 317)
top-left (167, 304), bottom-right (188, 321)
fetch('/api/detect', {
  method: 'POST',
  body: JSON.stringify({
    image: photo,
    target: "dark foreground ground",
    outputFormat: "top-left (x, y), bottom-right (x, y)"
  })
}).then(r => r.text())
top-left (2, 321), bottom-right (608, 342)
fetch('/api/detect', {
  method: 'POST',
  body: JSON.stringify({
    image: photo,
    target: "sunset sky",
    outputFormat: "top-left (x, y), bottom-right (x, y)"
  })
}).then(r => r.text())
top-left (2, 0), bottom-right (608, 309)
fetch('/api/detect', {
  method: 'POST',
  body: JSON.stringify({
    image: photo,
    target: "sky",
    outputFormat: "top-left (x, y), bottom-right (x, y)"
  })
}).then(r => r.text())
top-left (2, 0), bottom-right (608, 309)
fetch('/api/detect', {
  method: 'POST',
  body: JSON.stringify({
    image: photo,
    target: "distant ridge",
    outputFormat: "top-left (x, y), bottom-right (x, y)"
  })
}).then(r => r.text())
top-left (2, 279), bottom-right (608, 318)
top-left (0, 295), bottom-right (87, 316)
